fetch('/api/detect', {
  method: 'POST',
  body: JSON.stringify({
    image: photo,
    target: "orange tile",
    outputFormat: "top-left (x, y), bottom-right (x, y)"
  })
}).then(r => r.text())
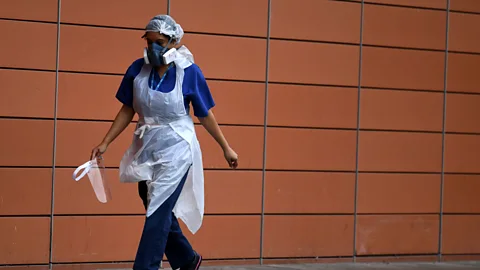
top-left (358, 131), bottom-right (443, 172)
top-left (269, 40), bottom-right (359, 86)
top-left (204, 171), bottom-right (262, 214)
top-left (364, 0), bottom-right (447, 9)
top-left (61, 0), bottom-right (166, 28)
top-left (54, 168), bottom-right (144, 215)
top-left (264, 172), bottom-right (355, 213)
top-left (197, 126), bottom-right (264, 169)
top-left (0, 69), bottom-right (55, 118)
top-left (0, 20), bottom-right (57, 70)
top-left (206, 81), bottom-right (265, 126)
top-left (363, 5), bottom-right (446, 50)
top-left (263, 215), bottom-right (354, 257)
top-left (59, 25), bottom-right (144, 73)
top-left (0, 266), bottom-right (49, 270)
top-left (181, 34), bottom-right (267, 81)
top-left (449, 13), bottom-right (480, 54)
top-left (362, 47), bottom-right (445, 91)
top-left (171, 0), bottom-right (268, 37)
top-left (450, 0), bottom-right (480, 13)
top-left (357, 173), bottom-right (441, 214)
top-left (0, 0), bottom-right (57, 21)
top-left (444, 134), bottom-right (480, 173)
top-left (263, 258), bottom-right (353, 264)
top-left (0, 217), bottom-right (50, 264)
top-left (356, 255), bottom-right (438, 263)
top-left (442, 215), bottom-right (480, 254)
top-left (195, 259), bottom-right (260, 267)
top-left (443, 175), bottom-right (480, 213)
top-left (268, 84), bottom-right (358, 129)
top-left (356, 215), bottom-right (439, 255)
top-left (266, 128), bottom-right (357, 171)
top-left (52, 216), bottom-right (143, 262)
top-left (57, 72), bottom-right (123, 120)
top-left (442, 254), bottom-right (480, 261)
top-left (446, 93), bottom-right (480, 133)
top-left (180, 216), bottom-right (261, 259)
top-left (0, 168), bottom-right (52, 215)
top-left (270, 0), bottom-right (361, 43)
top-left (51, 263), bottom-right (133, 270)
top-left (360, 89), bottom-right (443, 131)
top-left (55, 120), bottom-right (136, 167)
top-left (447, 53), bottom-right (480, 94)
top-left (0, 119), bottom-right (54, 166)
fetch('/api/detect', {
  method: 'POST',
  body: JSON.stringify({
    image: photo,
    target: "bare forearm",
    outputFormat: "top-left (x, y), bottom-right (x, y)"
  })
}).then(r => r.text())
top-left (102, 105), bottom-right (135, 145)
top-left (198, 110), bottom-right (229, 151)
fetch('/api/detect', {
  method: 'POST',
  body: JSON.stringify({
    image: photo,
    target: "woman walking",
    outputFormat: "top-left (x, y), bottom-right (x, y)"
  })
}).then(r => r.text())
top-left (91, 14), bottom-right (238, 270)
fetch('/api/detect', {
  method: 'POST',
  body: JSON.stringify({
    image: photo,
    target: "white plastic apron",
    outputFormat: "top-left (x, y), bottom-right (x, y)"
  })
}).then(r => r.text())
top-left (119, 47), bottom-right (204, 234)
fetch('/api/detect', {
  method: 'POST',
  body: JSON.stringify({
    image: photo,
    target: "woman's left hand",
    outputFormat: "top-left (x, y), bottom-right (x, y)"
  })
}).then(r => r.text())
top-left (223, 147), bottom-right (238, 169)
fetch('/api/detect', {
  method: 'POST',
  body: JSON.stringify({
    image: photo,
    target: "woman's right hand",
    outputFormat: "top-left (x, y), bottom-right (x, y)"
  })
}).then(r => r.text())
top-left (91, 142), bottom-right (108, 160)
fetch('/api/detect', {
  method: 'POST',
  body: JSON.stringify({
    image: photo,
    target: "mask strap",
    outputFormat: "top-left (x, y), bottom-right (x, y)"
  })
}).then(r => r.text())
top-left (163, 37), bottom-right (174, 52)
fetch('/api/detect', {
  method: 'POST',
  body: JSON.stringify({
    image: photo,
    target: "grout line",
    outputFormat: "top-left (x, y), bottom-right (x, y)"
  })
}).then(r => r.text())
top-left (0, 17), bottom-right (58, 24)
top-left (0, 264), bottom-right (51, 267)
top-left (438, 0), bottom-right (450, 262)
top-left (5, 166), bottom-right (480, 175)
top-left (3, 213), bottom-right (480, 219)
top-left (259, 0), bottom-right (272, 265)
top-left (4, 115), bottom-right (480, 135)
top-left (5, 64), bottom-right (480, 92)
top-left (448, 50), bottom-right (480, 56)
top-left (352, 0), bottom-right (364, 263)
top-left (361, 1), bottom-right (447, 11)
top-left (362, 43), bottom-right (445, 52)
top-left (5, 165), bottom-right (479, 174)
top-left (48, 0), bottom-right (62, 269)
top-left (448, 10), bottom-right (480, 15)
top-left (5, 113), bottom-right (480, 135)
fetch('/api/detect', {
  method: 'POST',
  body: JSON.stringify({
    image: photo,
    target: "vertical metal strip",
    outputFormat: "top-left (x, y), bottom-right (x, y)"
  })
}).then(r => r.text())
top-left (352, 0), bottom-right (365, 263)
top-left (48, 0), bottom-right (62, 268)
top-left (438, 0), bottom-right (450, 262)
top-left (259, 0), bottom-right (272, 265)
top-left (167, 0), bottom-right (171, 15)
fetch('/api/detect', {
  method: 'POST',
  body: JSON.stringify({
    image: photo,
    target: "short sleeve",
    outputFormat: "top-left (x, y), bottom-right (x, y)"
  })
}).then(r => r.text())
top-left (115, 58), bottom-right (144, 107)
top-left (184, 64), bottom-right (215, 117)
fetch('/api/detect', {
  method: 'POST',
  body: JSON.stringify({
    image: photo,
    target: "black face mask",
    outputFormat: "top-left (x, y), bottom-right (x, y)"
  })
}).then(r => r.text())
top-left (145, 39), bottom-right (172, 67)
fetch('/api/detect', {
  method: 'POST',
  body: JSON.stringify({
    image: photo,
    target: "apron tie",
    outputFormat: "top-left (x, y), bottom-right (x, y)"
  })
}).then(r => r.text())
top-left (135, 124), bottom-right (165, 139)
top-left (134, 125), bottom-right (150, 139)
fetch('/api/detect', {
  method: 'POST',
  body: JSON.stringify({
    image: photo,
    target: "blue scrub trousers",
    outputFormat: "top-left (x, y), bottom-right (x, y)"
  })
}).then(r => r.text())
top-left (135, 169), bottom-right (195, 270)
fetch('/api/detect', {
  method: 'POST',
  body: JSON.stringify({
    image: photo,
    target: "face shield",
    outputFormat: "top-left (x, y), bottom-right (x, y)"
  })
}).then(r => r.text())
top-left (72, 157), bottom-right (112, 203)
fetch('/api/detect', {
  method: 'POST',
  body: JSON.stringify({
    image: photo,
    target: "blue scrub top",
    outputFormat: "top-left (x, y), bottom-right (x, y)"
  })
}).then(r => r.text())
top-left (115, 58), bottom-right (215, 118)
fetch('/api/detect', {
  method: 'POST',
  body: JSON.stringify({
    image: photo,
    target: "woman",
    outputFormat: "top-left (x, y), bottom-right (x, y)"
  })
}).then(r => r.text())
top-left (91, 15), bottom-right (238, 270)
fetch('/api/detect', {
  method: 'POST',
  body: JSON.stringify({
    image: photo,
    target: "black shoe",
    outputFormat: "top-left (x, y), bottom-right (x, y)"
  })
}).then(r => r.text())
top-left (180, 251), bottom-right (202, 270)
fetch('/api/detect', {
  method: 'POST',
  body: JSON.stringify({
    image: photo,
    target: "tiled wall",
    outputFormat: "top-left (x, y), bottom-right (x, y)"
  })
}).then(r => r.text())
top-left (1, 0), bottom-right (480, 268)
